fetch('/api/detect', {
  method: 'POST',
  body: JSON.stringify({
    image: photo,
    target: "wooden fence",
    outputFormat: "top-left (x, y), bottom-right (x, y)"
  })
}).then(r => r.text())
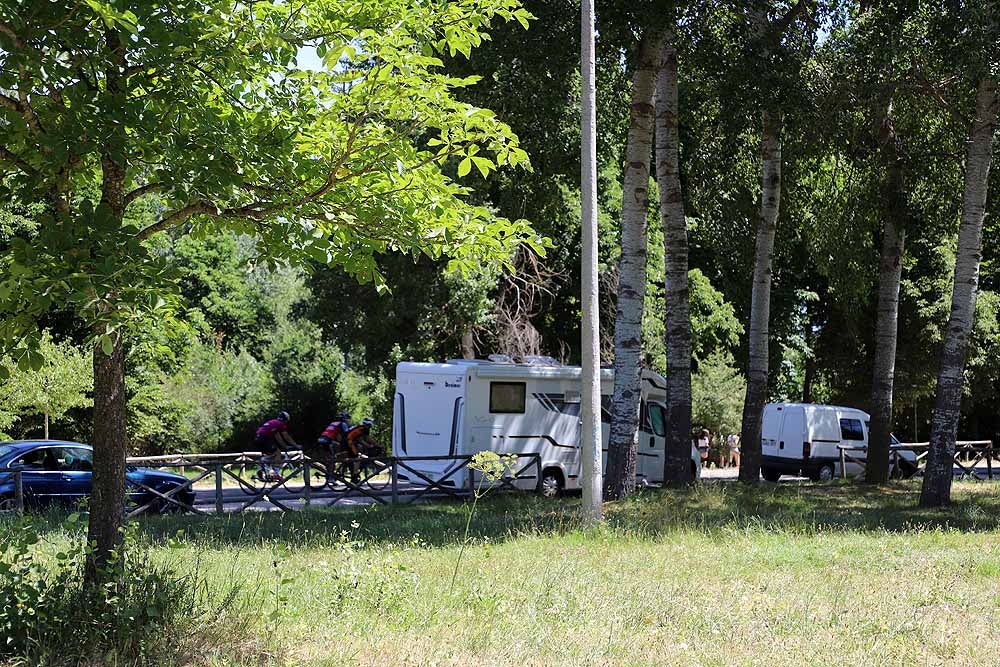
top-left (837, 441), bottom-right (995, 481)
top-left (118, 452), bottom-right (543, 517)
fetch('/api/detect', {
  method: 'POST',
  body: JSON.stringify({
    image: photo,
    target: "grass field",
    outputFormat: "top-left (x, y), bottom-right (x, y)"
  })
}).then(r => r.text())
top-left (9, 480), bottom-right (1000, 666)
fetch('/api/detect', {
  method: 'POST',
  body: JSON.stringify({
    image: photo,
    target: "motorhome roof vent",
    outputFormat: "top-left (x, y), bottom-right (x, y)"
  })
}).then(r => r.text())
top-left (519, 355), bottom-right (561, 366)
top-left (487, 353), bottom-right (515, 364)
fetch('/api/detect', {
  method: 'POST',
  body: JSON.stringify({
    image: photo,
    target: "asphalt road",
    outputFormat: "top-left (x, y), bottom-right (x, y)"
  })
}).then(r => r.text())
top-left (190, 480), bottom-right (440, 512)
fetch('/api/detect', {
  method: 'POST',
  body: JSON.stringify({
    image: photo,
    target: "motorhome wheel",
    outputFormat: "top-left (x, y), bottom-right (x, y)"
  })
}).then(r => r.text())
top-left (540, 470), bottom-right (563, 498)
top-left (815, 462), bottom-right (835, 482)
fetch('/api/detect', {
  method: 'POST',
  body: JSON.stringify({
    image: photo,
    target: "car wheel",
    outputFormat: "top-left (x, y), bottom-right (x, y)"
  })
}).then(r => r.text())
top-left (762, 467), bottom-right (782, 483)
top-left (540, 470), bottom-right (563, 499)
top-left (0, 494), bottom-right (18, 512)
top-left (816, 462), bottom-right (836, 482)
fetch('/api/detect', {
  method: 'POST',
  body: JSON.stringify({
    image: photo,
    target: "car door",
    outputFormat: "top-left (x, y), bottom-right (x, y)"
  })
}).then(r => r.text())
top-left (639, 402), bottom-right (667, 484)
top-left (55, 446), bottom-right (94, 501)
top-left (10, 446), bottom-right (66, 503)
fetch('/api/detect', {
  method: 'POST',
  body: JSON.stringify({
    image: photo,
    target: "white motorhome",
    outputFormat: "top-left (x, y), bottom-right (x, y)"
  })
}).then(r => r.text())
top-left (392, 359), bottom-right (701, 496)
top-left (760, 402), bottom-right (918, 482)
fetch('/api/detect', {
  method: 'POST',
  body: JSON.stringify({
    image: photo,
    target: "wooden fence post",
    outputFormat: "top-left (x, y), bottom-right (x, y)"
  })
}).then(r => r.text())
top-left (215, 464), bottom-right (224, 514)
top-left (840, 447), bottom-right (847, 480)
top-left (14, 470), bottom-right (23, 514)
top-left (391, 459), bottom-right (398, 505)
top-left (303, 461), bottom-right (311, 507)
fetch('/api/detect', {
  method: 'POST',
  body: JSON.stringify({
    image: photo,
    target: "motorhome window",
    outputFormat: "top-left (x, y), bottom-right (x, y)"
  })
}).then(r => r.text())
top-left (490, 382), bottom-right (526, 414)
top-left (648, 404), bottom-right (667, 437)
top-left (839, 418), bottom-right (865, 441)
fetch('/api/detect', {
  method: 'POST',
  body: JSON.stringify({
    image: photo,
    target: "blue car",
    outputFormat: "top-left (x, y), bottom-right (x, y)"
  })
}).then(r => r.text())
top-left (0, 440), bottom-right (196, 514)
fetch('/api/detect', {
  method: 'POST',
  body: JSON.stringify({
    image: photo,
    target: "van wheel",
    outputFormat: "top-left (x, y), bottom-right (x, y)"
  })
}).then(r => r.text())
top-left (762, 468), bottom-right (781, 483)
top-left (814, 462), bottom-right (835, 482)
top-left (540, 470), bottom-right (564, 499)
top-left (892, 459), bottom-right (918, 480)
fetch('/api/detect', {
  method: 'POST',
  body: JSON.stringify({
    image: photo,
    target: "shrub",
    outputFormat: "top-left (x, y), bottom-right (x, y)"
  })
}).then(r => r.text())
top-left (0, 515), bottom-right (246, 667)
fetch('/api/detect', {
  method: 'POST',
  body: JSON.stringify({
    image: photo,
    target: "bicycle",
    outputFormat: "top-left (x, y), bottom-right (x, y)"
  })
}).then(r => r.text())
top-left (239, 450), bottom-right (299, 496)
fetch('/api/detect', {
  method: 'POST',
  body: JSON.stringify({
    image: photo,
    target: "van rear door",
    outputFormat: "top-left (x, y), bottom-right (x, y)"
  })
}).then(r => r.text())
top-left (780, 406), bottom-right (806, 460)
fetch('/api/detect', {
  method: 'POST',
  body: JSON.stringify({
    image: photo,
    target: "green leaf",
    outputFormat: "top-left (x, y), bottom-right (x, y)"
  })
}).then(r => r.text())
top-left (100, 335), bottom-right (113, 356)
top-left (457, 158), bottom-right (472, 178)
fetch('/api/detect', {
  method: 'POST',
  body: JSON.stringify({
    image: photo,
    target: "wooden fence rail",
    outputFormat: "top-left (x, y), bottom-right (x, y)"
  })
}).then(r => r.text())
top-left (837, 441), bottom-right (995, 481)
top-left (117, 452), bottom-right (543, 517)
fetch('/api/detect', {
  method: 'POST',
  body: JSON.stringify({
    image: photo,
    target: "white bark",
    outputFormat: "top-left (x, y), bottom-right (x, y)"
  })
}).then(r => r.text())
top-left (921, 78), bottom-right (998, 507)
top-left (606, 34), bottom-right (660, 501)
top-left (656, 30), bottom-right (694, 485)
top-left (867, 104), bottom-right (906, 483)
top-left (739, 107), bottom-right (782, 483)
top-left (580, 0), bottom-right (602, 523)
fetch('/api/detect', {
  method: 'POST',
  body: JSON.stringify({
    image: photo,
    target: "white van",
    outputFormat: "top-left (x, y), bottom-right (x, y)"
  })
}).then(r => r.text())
top-left (760, 402), bottom-right (917, 482)
top-left (392, 359), bottom-right (702, 496)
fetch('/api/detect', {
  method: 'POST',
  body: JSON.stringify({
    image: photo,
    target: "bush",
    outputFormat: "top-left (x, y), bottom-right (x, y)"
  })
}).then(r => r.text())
top-left (0, 515), bottom-right (245, 667)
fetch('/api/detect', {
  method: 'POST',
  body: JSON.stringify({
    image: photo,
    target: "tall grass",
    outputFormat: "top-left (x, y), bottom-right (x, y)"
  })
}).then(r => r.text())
top-left (5, 481), bottom-right (1000, 666)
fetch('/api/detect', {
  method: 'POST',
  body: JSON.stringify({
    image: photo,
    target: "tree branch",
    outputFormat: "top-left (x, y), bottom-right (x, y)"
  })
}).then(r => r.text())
top-left (772, 0), bottom-right (815, 37)
top-left (124, 182), bottom-right (163, 206)
top-left (0, 145), bottom-right (37, 176)
top-left (135, 200), bottom-right (216, 241)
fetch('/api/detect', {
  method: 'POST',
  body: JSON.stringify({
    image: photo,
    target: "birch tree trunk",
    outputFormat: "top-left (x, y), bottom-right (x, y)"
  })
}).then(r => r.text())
top-left (656, 31), bottom-right (694, 485)
top-left (606, 34), bottom-right (660, 501)
top-left (738, 108), bottom-right (782, 483)
top-left (579, 0), bottom-right (603, 523)
top-left (867, 103), bottom-right (907, 483)
top-left (920, 78), bottom-right (998, 507)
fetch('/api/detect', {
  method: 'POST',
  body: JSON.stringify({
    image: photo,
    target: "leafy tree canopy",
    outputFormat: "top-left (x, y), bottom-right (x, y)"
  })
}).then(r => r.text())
top-left (0, 0), bottom-right (543, 369)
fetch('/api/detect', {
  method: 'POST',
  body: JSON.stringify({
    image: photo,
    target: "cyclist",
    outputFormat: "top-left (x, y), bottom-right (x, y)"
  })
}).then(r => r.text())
top-left (255, 411), bottom-right (299, 481)
top-left (344, 417), bottom-right (381, 482)
top-left (317, 412), bottom-right (351, 481)
top-left (318, 411), bottom-right (352, 454)
top-left (347, 418), bottom-right (379, 456)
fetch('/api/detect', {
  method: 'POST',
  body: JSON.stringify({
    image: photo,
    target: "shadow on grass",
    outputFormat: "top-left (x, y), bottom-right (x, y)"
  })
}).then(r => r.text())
top-left (7, 480), bottom-right (1000, 550)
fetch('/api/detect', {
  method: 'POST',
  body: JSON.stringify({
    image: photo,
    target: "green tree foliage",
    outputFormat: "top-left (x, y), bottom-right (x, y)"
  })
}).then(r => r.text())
top-left (692, 351), bottom-right (747, 443)
top-left (0, 331), bottom-right (92, 438)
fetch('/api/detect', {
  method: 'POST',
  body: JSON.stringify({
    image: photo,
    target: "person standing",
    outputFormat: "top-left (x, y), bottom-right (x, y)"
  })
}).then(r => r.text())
top-left (697, 428), bottom-right (711, 467)
top-left (727, 433), bottom-right (741, 468)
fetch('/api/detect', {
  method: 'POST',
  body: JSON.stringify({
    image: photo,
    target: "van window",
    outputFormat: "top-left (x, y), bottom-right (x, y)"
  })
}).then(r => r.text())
top-left (839, 418), bottom-right (865, 441)
top-left (648, 404), bottom-right (667, 437)
top-left (489, 382), bottom-right (526, 414)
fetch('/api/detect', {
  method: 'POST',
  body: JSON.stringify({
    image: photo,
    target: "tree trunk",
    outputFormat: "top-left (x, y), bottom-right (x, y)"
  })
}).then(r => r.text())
top-left (86, 332), bottom-right (127, 580)
top-left (656, 31), bottom-right (693, 485)
top-left (920, 78), bottom-right (998, 507)
top-left (867, 104), bottom-right (907, 483)
top-left (460, 330), bottom-right (476, 359)
top-left (738, 108), bottom-right (783, 484)
top-left (86, 25), bottom-right (130, 581)
top-left (44, 407), bottom-right (49, 440)
top-left (579, 0), bottom-right (602, 523)
top-left (605, 34), bottom-right (660, 501)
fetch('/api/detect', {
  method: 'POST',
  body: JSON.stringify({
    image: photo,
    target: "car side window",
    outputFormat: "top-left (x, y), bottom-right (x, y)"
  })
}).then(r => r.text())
top-left (648, 404), bottom-right (667, 437)
top-left (56, 447), bottom-right (94, 472)
top-left (14, 448), bottom-right (57, 470)
top-left (840, 418), bottom-right (865, 441)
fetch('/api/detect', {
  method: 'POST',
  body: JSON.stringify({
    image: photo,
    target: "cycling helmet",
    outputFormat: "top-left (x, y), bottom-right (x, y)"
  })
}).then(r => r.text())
top-left (362, 418), bottom-right (374, 427)
top-left (339, 411), bottom-right (351, 421)
top-left (277, 411), bottom-right (290, 422)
